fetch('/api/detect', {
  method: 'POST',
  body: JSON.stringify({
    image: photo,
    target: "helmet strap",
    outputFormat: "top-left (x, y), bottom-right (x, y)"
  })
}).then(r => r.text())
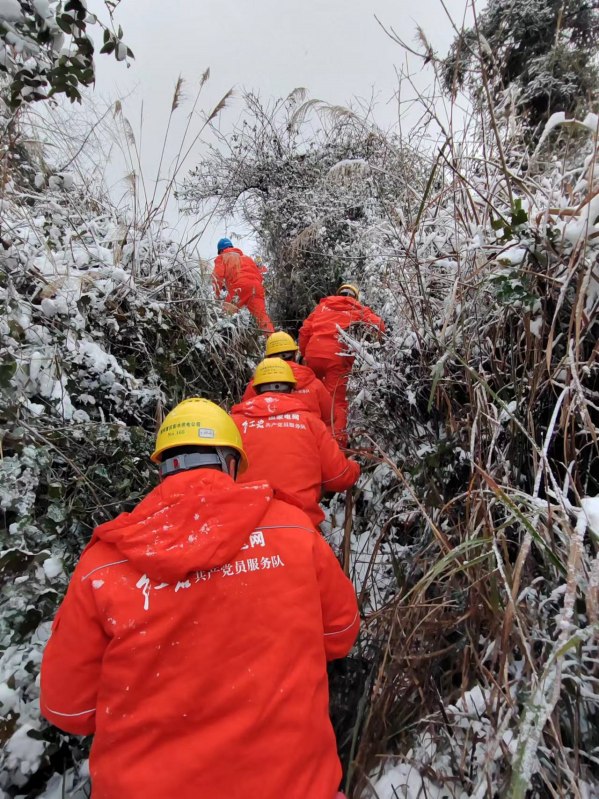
top-left (224, 452), bottom-right (239, 480)
top-left (256, 382), bottom-right (294, 394)
top-left (266, 351), bottom-right (296, 361)
top-left (160, 448), bottom-right (239, 478)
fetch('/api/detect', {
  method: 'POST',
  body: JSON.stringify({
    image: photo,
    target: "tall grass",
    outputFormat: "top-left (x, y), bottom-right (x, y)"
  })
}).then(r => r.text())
top-left (340, 31), bottom-right (599, 797)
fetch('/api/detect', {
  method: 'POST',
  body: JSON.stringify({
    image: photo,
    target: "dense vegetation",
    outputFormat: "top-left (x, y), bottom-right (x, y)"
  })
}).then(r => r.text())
top-left (1, 1), bottom-right (598, 797)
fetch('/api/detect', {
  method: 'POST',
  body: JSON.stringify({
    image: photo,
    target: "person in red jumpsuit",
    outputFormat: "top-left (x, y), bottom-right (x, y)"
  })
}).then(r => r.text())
top-left (299, 284), bottom-right (385, 445)
top-left (232, 358), bottom-right (360, 528)
top-left (213, 237), bottom-right (275, 333)
top-left (241, 331), bottom-right (334, 430)
top-left (40, 398), bottom-right (358, 799)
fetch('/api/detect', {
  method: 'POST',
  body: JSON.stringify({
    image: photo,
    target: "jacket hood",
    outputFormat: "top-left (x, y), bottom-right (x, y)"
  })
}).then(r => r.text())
top-left (231, 392), bottom-right (310, 419)
top-left (221, 247), bottom-right (244, 256)
top-left (320, 295), bottom-right (362, 311)
top-left (94, 470), bottom-right (273, 582)
top-left (290, 362), bottom-right (316, 389)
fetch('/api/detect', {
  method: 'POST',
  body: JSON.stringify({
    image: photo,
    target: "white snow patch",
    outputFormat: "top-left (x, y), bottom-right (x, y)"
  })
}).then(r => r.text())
top-left (498, 246), bottom-right (527, 266)
top-left (42, 557), bottom-right (63, 580)
top-left (448, 684), bottom-right (487, 718)
top-left (0, 682), bottom-right (19, 715)
top-left (370, 763), bottom-right (433, 799)
top-left (78, 339), bottom-right (123, 376)
top-left (529, 316), bottom-right (543, 338)
top-left (0, 0), bottom-right (24, 21)
top-left (536, 111), bottom-right (566, 149)
top-left (5, 724), bottom-right (45, 775)
top-left (581, 112), bottom-right (599, 135)
top-left (499, 400), bottom-right (517, 423)
top-left (581, 497), bottom-right (599, 539)
top-left (32, 0), bottom-right (52, 18)
top-left (40, 296), bottom-right (69, 317)
top-left (327, 158), bottom-right (370, 181)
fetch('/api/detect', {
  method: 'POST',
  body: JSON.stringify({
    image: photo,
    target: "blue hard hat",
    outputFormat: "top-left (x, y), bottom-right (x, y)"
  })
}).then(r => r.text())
top-left (217, 237), bottom-right (233, 253)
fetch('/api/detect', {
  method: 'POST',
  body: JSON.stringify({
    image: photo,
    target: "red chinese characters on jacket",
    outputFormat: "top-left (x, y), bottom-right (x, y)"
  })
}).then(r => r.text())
top-left (212, 246), bottom-right (274, 332)
top-left (40, 470), bottom-right (359, 799)
top-left (231, 393), bottom-right (360, 526)
top-left (298, 295), bottom-right (385, 442)
top-left (241, 361), bottom-right (334, 430)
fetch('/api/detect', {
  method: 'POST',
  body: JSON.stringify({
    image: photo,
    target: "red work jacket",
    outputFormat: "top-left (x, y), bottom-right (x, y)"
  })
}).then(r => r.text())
top-left (242, 362), bottom-right (334, 428)
top-left (299, 295), bottom-right (385, 360)
top-left (231, 394), bottom-right (360, 526)
top-left (40, 470), bottom-right (359, 799)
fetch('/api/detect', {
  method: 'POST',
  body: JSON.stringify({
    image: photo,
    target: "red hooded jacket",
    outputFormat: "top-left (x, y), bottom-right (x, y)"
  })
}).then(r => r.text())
top-left (213, 247), bottom-right (264, 294)
top-left (231, 394), bottom-right (360, 526)
top-left (299, 295), bottom-right (385, 361)
top-left (40, 470), bottom-right (359, 799)
top-left (241, 362), bottom-right (334, 428)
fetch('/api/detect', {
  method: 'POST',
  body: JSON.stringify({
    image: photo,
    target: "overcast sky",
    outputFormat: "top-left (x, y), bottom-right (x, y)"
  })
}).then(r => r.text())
top-left (86, 0), bottom-right (475, 257)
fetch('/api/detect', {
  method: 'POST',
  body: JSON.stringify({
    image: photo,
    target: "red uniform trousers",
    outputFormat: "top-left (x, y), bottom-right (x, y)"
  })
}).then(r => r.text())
top-left (304, 352), bottom-right (353, 446)
top-left (227, 282), bottom-right (274, 333)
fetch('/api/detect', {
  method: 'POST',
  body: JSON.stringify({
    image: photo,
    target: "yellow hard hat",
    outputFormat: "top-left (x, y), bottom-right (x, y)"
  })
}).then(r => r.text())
top-left (338, 283), bottom-right (359, 299)
top-left (252, 357), bottom-right (297, 387)
top-left (151, 398), bottom-right (248, 472)
top-left (265, 331), bottom-right (299, 357)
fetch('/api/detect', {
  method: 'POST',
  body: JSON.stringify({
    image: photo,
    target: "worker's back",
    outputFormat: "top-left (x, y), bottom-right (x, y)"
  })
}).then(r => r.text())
top-left (41, 469), bottom-right (359, 799)
top-left (242, 361), bottom-right (333, 428)
top-left (231, 393), bottom-right (359, 526)
top-left (299, 295), bottom-right (384, 359)
top-left (215, 247), bottom-right (263, 289)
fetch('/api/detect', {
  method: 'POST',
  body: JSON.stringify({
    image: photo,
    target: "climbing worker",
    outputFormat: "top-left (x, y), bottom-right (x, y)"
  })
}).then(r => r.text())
top-left (213, 237), bottom-right (275, 333)
top-left (241, 330), bottom-right (334, 429)
top-left (40, 398), bottom-right (359, 799)
top-left (299, 283), bottom-right (385, 445)
top-left (232, 359), bottom-right (360, 528)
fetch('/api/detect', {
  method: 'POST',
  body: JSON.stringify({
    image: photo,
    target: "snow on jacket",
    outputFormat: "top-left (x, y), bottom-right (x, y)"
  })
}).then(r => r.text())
top-left (231, 393), bottom-right (360, 526)
top-left (213, 246), bottom-right (264, 294)
top-left (241, 361), bottom-right (334, 428)
top-left (40, 469), bottom-right (359, 799)
top-left (298, 295), bottom-right (385, 360)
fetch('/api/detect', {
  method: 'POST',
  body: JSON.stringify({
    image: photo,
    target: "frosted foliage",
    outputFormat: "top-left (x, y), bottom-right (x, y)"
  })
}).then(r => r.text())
top-left (0, 446), bottom-right (46, 516)
top-left (346, 108), bottom-right (599, 797)
top-left (0, 0), bottom-right (132, 108)
top-left (442, 0), bottom-right (599, 137)
top-left (181, 89), bottom-right (599, 799)
top-left (0, 109), bottom-right (264, 796)
top-left (5, 724), bottom-right (46, 775)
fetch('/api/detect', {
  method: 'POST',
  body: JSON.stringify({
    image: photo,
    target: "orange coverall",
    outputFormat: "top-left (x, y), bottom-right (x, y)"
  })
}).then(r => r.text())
top-left (299, 295), bottom-right (385, 443)
top-left (213, 246), bottom-right (275, 333)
